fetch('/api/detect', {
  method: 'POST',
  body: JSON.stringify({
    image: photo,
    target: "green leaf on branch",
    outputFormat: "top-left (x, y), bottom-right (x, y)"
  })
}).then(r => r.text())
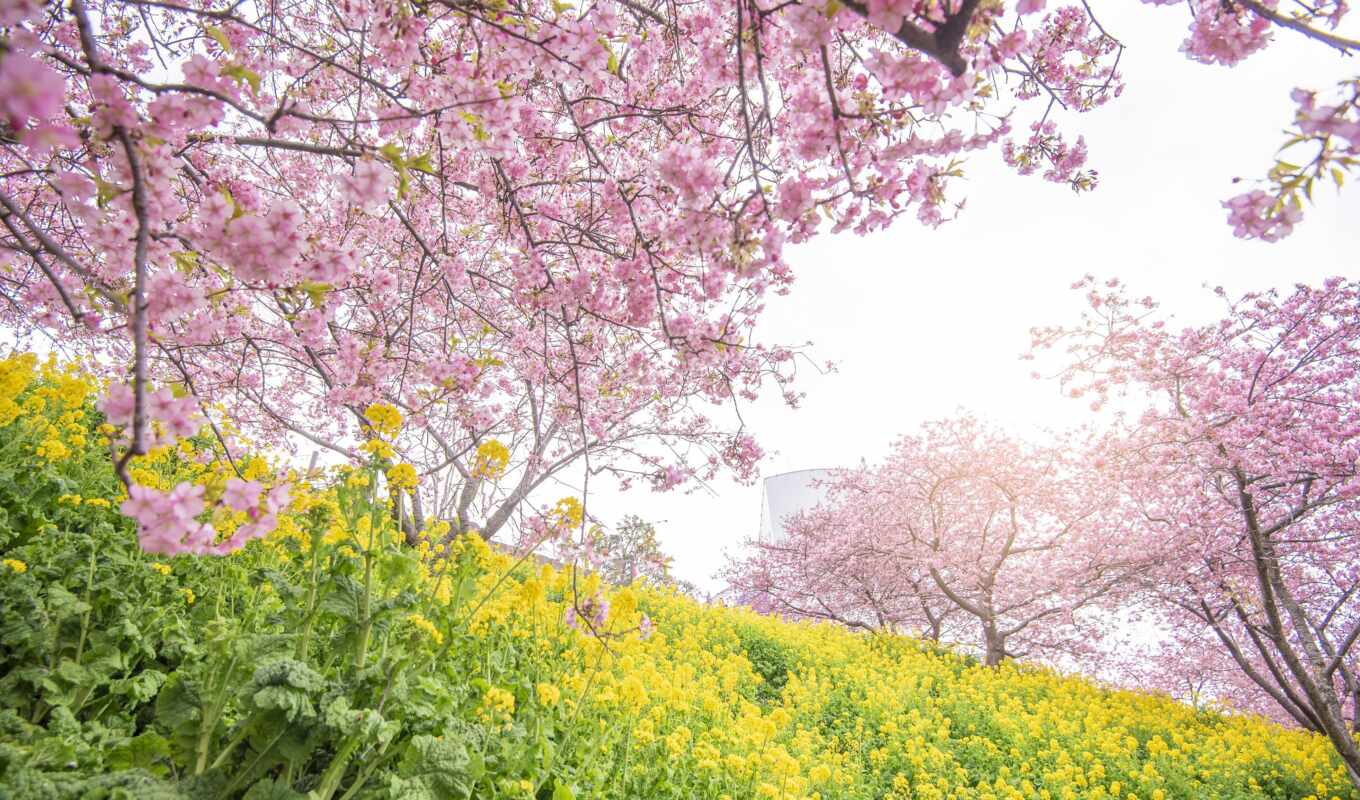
top-left (222, 64), bottom-right (262, 95)
top-left (204, 25), bottom-right (232, 53)
top-left (298, 281), bottom-right (331, 308)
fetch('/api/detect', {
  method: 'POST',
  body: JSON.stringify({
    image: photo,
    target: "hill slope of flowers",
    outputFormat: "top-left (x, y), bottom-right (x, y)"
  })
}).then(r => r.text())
top-left (0, 352), bottom-right (1355, 800)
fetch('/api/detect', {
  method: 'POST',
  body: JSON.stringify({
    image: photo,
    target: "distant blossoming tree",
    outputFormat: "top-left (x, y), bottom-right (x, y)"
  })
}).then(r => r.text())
top-left (726, 417), bottom-right (1141, 666)
top-left (1032, 276), bottom-right (1360, 786)
top-left (725, 469), bottom-right (965, 640)
top-left (589, 515), bottom-right (675, 586)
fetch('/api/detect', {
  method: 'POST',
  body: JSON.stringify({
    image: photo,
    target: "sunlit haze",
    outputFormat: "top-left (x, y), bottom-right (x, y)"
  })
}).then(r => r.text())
top-left (584, 4), bottom-right (1360, 590)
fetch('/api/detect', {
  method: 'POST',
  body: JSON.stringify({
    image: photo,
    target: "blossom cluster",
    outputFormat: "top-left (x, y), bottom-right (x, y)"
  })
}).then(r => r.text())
top-left (1221, 81), bottom-right (1357, 240)
top-left (0, 0), bottom-right (1146, 545)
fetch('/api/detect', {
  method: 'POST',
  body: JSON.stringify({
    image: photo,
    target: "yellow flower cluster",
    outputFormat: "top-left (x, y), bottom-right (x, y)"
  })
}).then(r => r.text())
top-left (58, 494), bottom-right (112, 509)
top-left (361, 437), bottom-right (396, 460)
top-left (422, 519), bottom-right (452, 544)
top-left (363, 402), bottom-right (402, 439)
top-left (551, 496), bottom-right (584, 530)
top-left (0, 352), bottom-right (37, 427)
top-left (406, 612), bottom-right (444, 646)
top-left (478, 685), bottom-right (516, 729)
top-left (4, 349), bottom-right (1354, 800)
top-left (0, 354), bottom-right (97, 462)
top-left (386, 462), bottom-right (418, 491)
top-left (473, 438), bottom-right (510, 478)
top-left (240, 455), bottom-right (273, 481)
top-left (535, 682), bottom-right (561, 707)
top-left (399, 539), bottom-right (1356, 800)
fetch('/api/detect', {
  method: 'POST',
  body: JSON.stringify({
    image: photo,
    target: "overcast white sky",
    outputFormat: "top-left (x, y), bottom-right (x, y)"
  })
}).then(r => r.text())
top-left (585, 2), bottom-right (1360, 590)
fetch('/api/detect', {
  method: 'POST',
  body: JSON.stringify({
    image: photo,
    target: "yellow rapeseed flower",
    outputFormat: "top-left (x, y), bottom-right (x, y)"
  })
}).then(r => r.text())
top-left (386, 463), bottom-right (418, 491)
top-left (363, 402), bottom-right (403, 439)
top-left (36, 437), bottom-right (70, 461)
top-left (406, 612), bottom-right (445, 646)
top-left (552, 496), bottom-right (584, 529)
top-left (242, 455), bottom-right (271, 481)
top-left (361, 437), bottom-right (396, 460)
top-left (0, 353), bottom-right (37, 427)
top-left (536, 682), bottom-right (561, 707)
top-left (2, 354), bottom-right (1354, 800)
top-left (478, 686), bottom-right (516, 728)
top-left (473, 438), bottom-right (510, 478)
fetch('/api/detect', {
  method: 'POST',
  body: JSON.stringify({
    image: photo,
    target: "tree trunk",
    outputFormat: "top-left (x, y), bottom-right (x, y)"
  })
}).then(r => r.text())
top-left (982, 622), bottom-right (1006, 667)
top-left (393, 490), bottom-right (418, 547)
top-left (409, 485), bottom-right (425, 533)
top-left (1234, 471), bottom-right (1360, 792)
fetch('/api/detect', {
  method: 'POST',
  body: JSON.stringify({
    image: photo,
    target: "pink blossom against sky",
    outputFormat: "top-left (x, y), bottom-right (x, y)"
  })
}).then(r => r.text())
top-left (586, 2), bottom-right (1360, 589)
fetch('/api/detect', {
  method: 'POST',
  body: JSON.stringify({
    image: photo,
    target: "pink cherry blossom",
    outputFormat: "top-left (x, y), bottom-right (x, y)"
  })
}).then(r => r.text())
top-left (1222, 189), bottom-right (1302, 241)
top-left (98, 384), bottom-right (136, 427)
top-left (725, 417), bottom-right (1135, 667)
top-left (121, 482), bottom-right (215, 556)
top-left (0, 52), bottom-right (64, 128)
top-left (222, 478), bottom-right (264, 513)
top-left (20, 122), bottom-right (79, 157)
top-left (343, 160), bottom-right (395, 210)
top-left (0, 0), bottom-right (1350, 604)
top-left (657, 144), bottom-right (721, 205)
top-left (147, 389), bottom-right (200, 439)
top-left (0, 0), bottom-right (44, 26)
top-left (1229, 79), bottom-right (1360, 239)
top-left (1179, 0), bottom-right (1273, 66)
top-left (146, 270), bottom-right (205, 324)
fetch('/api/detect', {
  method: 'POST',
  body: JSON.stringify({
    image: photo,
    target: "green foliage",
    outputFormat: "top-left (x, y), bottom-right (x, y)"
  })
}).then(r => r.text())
top-left (733, 624), bottom-right (797, 706)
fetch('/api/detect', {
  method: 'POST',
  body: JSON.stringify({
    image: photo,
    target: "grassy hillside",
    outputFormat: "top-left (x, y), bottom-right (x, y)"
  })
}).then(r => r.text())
top-left (0, 352), bottom-right (1354, 800)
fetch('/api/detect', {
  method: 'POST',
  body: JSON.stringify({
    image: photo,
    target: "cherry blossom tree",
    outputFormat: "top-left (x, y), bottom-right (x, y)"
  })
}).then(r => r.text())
top-left (0, 0), bottom-right (1351, 554)
top-left (725, 487), bottom-right (967, 639)
top-left (1032, 276), bottom-right (1360, 786)
top-left (727, 417), bottom-right (1141, 666)
top-left (585, 514), bottom-right (674, 585)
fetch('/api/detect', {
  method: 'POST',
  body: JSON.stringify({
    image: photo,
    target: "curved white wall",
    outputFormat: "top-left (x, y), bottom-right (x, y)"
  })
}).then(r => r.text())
top-left (757, 469), bottom-right (837, 543)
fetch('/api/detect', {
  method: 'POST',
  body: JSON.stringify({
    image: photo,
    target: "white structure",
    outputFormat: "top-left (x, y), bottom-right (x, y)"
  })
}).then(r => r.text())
top-left (757, 468), bottom-right (837, 543)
